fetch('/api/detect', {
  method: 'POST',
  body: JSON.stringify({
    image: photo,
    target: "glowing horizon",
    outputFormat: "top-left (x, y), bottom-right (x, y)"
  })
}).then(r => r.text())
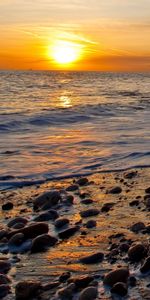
top-left (0, 0), bottom-right (150, 71)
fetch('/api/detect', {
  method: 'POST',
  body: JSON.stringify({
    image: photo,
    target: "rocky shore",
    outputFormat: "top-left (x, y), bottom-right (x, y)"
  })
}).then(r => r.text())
top-left (0, 168), bottom-right (150, 299)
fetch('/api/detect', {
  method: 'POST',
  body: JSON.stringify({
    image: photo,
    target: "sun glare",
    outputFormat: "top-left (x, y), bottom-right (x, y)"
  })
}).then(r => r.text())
top-left (50, 41), bottom-right (81, 65)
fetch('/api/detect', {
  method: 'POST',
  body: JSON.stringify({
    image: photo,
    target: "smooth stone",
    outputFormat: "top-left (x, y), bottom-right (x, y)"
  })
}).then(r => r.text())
top-left (129, 200), bottom-right (140, 206)
top-left (0, 274), bottom-right (10, 285)
top-left (101, 202), bottom-right (115, 212)
top-left (15, 280), bottom-right (41, 300)
top-left (59, 271), bottom-right (71, 283)
top-left (111, 282), bottom-right (128, 296)
top-left (7, 217), bottom-right (28, 228)
top-left (0, 285), bottom-right (10, 299)
top-left (58, 226), bottom-right (79, 239)
top-left (124, 171), bottom-right (137, 179)
top-left (64, 195), bottom-right (74, 205)
top-left (104, 268), bottom-right (129, 287)
top-left (76, 177), bottom-right (89, 186)
top-left (85, 220), bottom-right (97, 228)
top-left (54, 218), bottom-right (69, 229)
top-left (34, 190), bottom-right (61, 210)
top-left (34, 210), bottom-right (58, 222)
top-left (79, 252), bottom-right (104, 264)
top-left (145, 198), bottom-right (150, 208)
top-left (0, 230), bottom-right (8, 240)
top-left (80, 209), bottom-right (99, 218)
top-left (129, 276), bottom-right (137, 287)
top-left (31, 234), bottom-right (58, 253)
top-left (140, 256), bottom-right (150, 273)
top-left (130, 222), bottom-right (145, 233)
top-left (0, 260), bottom-right (11, 274)
top-left (2, 202), bottom-right (13, 211)
top-left (119, 243), bottom-right (130, 252)
top-left (12, 222), bottom-right (26, 229)
top-left (79, 286), bottom-right (98, 300)
top-left (108, 186), bottom-right (122, 194)
top-left (69, 275), bottom-right (94, 290)
top-left (128, 243), bottom-right (146, 262)
top-left (81, 199), bottom-right (93, 205)
top-left (145, 187), bottom-right (150, 194)
top-left (57, 283), bottom-right (75, 299)
top-left (8, 233), bottom-right (24, 247)
top-left (7, 222), bottom-right (49, 240)
top-left (66, 184), bottom-right (79, 192)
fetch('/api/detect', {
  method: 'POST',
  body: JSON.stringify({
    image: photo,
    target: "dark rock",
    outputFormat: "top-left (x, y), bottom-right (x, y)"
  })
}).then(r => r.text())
top-left (108, 186), bottom-right (122, 194)
top-left (119, 243), bottom-right (130, 252)
top-left (145, 187), bottom-right (150, 194)
top-left (7, 217), bottom-right (28, 228)
top-left (0, 260), bottom-right (11, 274)
top-left (8, 233), bottom-right (24, 247)
top-left (140, 256), bottom-right (150, 273)
top-left (58, 226), bottom-right (79, 239)
top-left (12, 223), bottom-right (26, 229)
top-left (104, 268), bottom-right (129, 287)
top-left (7, 222), bottom-right (49, 240)
top-left (0, 285), bottom-right (10, 299)
top-left (79, 286), bottom-right (98, 300)
top-left (2, 202), bottom-right (13, 211)
top-left (81, 199), bottom-right (93, 205)
top-left (0, 230), bottom-right (8, 240)
top-left (128, 243), bottom-right (146, 262)
top-left (129, 276), bottom-right (137, 287)
top-left (70, 275), bottom-right (94, 290)
top-left (80, 209), bottom-right (99, 218)
top-left (66, 184), bottom-right (79, 192)
top-left (65, 195), bottom-right (74, 205)
top-left (34, 190), bottom-right (61, 210)
top-left (130, 222), bottom-right (145, 233)
top-left (101, 202), bottom-right (115, 212)
top-left (111, 282), bottom-right (128, 296)
top-left (59, 271), bottom-right (71, 283)
top-left (129, 200), bottom-right (140, 206)
top-left (34, 210), bottom-right (58, 222)
top-left (54, 218), bottom-right (69, 229)
top-left (0, 274), bottom-right (10, 285)
top-left (42, 281), bottom-right (60, 291)
top-left (124, 171), bottom-right (137, 179)
top-left (15, 280), bottom-right (41, 299)
top-left (57, 283), bottom-right (75, 299)
top-left (85, 220), bottom-right (96, 228)
top-left (79, 252), bottom-right (104, 264)
top-left (76, 178), bottom-right (89, 186)
top-left (31, 234), bottom-right (58, 253)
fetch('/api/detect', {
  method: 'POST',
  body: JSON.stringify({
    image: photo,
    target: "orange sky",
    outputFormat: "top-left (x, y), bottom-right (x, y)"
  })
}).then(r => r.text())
top-left (0, 0), bottom-right (150, 71)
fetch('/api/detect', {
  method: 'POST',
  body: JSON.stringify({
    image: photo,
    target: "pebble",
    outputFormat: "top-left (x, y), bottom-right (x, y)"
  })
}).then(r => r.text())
top-left (2, 202), bottom-right (13, 211)
top-left (76, 177), bottom-right (89, 186)
top-left (79, 252), bottom-right (104, 264)
top-left (101, 202), bottom-right (115, 212)
top-left (70, 275), bottom-right (94, 290)
top-left (145, 187), bottom-right (150, 194)
top-left (130, 222), bottom-right (145, 233)
top-left (80, 209), bottom-right (99, 218)
top-left (128, 243), bottom-right (146, 262)
top-left (58, 226), bottom-right (79, 239)
top-left (81, 199), bottom-right (93, 205)
top-left (85, 220), bottom-right (96, 228)
top-left (34, 210), bottom-right (59, 222)
top-left (129, 200), bottom-right (140, 206)
top-left (59, 271), bottom-right (71, 283)
top-left (7, 222), bottom-right (49, 240)
top-left (8, 233), bottom-right (24, 247)
top-left (111, 282), bottom-right (128, 296)
top-left (0, 260), bottom-right (11, 274)
top-left (31, 234), bottom-right (58, 253)
top-left (140, 256), bottom-right (150, 273)
top-left (129, 276), bottom-right (137, 287)
top-left (124, 171), bottom-right (137, 179)
top-left (66, 184), bottom-right (79, 192)
top-left (33, 190), bottom-right (61, 210)
top-left (54, 217), bottom-right (69, 229)
top-left (0, 284), bottom-right (10, 299)
top-left (15, 280), bottom-right (41, 299)
top-left (108, 186), bottom-right (122, 194)
top-left (0, 274), bottom-right (10, 285)
top-left (7, 217), bottom-right (28, 228)
top-left (104, 268), bottom-right (129, 286)
top-left (57, 283), bottom-right (75, 299)
top-left (79, 286), bottom-right (98, 300)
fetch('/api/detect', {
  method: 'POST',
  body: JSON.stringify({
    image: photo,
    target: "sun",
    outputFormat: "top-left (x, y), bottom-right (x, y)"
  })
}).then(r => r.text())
top-left (49, 41), bottom-right (81, 65)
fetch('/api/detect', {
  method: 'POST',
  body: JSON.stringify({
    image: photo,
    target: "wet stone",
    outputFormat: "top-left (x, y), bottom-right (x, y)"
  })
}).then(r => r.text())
top-left (129, 200), bottom-right (140, 206)
top-left (2, 202), bottom-right (14, 211)
top-left (66, 184), bottom-right (79, 192)
top-left (34, 210), bottom-right (59, 222)
top-left (0, 274), bottom-right (10, 285)
top-left (108, 186), bottom-right (122, 194)
top-left (31, 234), bottom-right (58, 253)
top-left (81, 199), bottom-right (93, 205)
top-left (15, 280), bottom-right (41, 300)
top-left (129, 276), bottom-right (137, 287)
top-left (128, 243), bottom-right (146, 262)
top-left (85, 220), bottom-right (97, 228)
top-left (104, 268), bottom-right (129, 287)
top-left (34, 190), bottom-right (61, 210)
top-left (101, 202), bottom-right (115, 212)
top-left (76, 177), bottom-right (89, 186)
top-left (7, 217), bottom-right (28, 228)
top-left (0, 284), bottom-right (10, 299)
top-left (54, 217), bottom-right (69, 229)
top-left (79, 252), bottom-right (104, 264)
top-left (79, 286), bottom-right (98, 300)
top-left (57, 283), bottom-right (75, 299)
top-left (59, 271), bottom-right (71, 283)
top-left (140, 256), bottom-right (150, 273)
top-left (70, 275), bottom-right (94, 290)
top-left (58, 226), bottom-right (79, 239)
top-left (80, 209), bottom-right (99, 218)
top-left (145, 187), bottom-right (150, 194)
top-left (0, 260), bottom-right (11, 274)
top-left (7, 222), bottom-right (49, 240)
top-left (130, 222), bottom-right (145, 233)
top-left (111, 282), bottom-right (128, 296)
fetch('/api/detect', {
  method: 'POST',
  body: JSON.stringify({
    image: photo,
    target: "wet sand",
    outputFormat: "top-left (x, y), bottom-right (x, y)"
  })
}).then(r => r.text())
top-left (0, 168), bottom-right (150, 299)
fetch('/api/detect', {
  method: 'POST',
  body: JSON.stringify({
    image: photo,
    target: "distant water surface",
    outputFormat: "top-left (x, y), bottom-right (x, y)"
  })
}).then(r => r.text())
top-left (0, 71), bottom-right (150, 189)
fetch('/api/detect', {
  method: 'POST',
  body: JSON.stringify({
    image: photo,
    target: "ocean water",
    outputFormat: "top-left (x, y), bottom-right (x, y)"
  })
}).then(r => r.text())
top-left (0, 71), bottom-right (150, 190)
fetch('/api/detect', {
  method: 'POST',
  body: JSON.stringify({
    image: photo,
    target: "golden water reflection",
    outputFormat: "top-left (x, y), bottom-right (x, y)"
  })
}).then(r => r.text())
top-left (58, 95), bottom-right (72, 108)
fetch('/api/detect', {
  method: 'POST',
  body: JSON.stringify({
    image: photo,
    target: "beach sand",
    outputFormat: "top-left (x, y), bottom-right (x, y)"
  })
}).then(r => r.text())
top-left (0, 168), bottom-right (150, 299)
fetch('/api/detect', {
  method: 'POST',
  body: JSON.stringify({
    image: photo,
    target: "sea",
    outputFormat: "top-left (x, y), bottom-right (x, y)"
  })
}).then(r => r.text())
top-left (0, 71), bottom-right (150, 190)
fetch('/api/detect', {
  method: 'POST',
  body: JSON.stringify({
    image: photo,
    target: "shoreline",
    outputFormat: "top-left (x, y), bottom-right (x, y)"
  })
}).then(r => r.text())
top-left (0, 167), bottom-right (150, 299)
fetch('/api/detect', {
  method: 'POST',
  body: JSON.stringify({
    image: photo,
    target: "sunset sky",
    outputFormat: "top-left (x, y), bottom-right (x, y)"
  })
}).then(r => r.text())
top-left (0, 0), bottom-right (150, 71)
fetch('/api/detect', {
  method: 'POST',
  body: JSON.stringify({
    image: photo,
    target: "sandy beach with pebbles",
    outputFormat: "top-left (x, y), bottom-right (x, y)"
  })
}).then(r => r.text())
top-left (0, 167), bottom-right (150, 299)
